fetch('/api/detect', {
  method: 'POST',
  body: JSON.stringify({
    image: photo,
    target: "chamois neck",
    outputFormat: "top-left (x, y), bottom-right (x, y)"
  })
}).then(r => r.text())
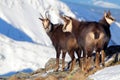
top-left (47, 22), bottom-right (61, 37)
top-left (46, 22), bottom-right (53, 36)
top-left (72, 18), bottom-right (80, 29)
top-left (99, 17), bottom-right (110, 27)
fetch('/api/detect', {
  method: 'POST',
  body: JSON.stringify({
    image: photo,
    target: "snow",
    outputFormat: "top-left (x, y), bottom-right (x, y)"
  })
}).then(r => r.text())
top-left (0, 0), bottom-right (75, 45)
top-left (0, 0), bottom-right (120, 79)
top-left (110, 22), bottom-right (120, 45)
top-left (88, 65), bottom-right (120, 80)
top-left (0, 34), bottom-right (55, 75)
top-left (93, 0), bottom-right (120, 9)
top-left (0, 0), bottom-right (74, 76)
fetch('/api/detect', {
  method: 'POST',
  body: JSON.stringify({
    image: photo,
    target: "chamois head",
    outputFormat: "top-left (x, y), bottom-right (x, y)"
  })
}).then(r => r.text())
top-left (104, 10), bottom-right (116, 24)
top-left (61, 15), bottom-right (72, 32)
top-left (39, 12), bottom-right (51, 33)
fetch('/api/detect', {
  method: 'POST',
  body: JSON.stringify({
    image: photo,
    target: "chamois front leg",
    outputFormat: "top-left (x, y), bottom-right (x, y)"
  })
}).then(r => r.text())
top-left (76, 48), bottom-right (81, 68)
top-left (69, 50), bottom-right (76, 71)
top-left (101, 50), bottom-right (105, 67)
top-left (81, 49), bottom-right (86, 72)
top-left (61, 51), bottom-right (66, 71)
top-left (95, 52), bottom-right (100, 69)
top-left (85, 56), bottom-right (92, 72)
top-left (83, 49), bottom-right (93, 73)
top-left (55, 49), bottom-right (61, 72)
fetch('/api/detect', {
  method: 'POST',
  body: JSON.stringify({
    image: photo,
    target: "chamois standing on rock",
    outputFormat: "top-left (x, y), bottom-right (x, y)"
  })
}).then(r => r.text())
top-left (39, 13), bottom-right (79, 71)
top-left (62, 10), bottom-right (115, 72)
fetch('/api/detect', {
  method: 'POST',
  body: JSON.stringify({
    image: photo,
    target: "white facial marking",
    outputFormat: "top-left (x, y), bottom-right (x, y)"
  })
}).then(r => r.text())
top-left (42, 19), bottom-right (51, 33)
top-left (43, 20), bottom-right (49, 28)
top-left (105, 16), bottom-right (114, 25)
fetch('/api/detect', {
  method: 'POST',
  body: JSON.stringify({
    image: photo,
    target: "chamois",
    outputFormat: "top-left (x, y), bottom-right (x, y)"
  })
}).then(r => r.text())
top-left (99, 10), bottom-right (115, 51)
top-left (96, 10), bottom-right (115, 68)
top-left (39, 13), bottom-right (79, 71)
top-left (62, 11), bottom-right (115, 72)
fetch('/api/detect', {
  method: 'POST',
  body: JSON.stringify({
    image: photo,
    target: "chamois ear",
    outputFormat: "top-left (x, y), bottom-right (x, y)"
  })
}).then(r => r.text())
top-left (107, 10), bottom-right (111, 15)
top-left (39, 18), bottom-right (44, 21)
top-left (104, 11), bottom-right (107, 17)
top-left (64, 15), bottom-right (73, 20)
top-left (65, 16), bottom-right (71, 20)
top-left (45, 11), bottom-right (50, 19)
top-left (60, 15), bottom-right (66, 21)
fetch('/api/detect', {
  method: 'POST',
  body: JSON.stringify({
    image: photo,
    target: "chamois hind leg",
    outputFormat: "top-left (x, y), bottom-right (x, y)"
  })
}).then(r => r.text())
top-left (76, 48), bottom-right (81, 68)
top-left (69, 50), bottom-right (76, 71)
top-left (55, 48), bottom-right (61, 72)
top-left (82, 47), bottom-right (93, 73)
top-left (95, 51), bottom-right (100, 69)
top-left (85, 51), bottom-right (93, 72)
top-left (81, 49), bottom-right (86, 72)
top-left (95, 48), bottom-right (102, 69)
top-left (101, 50), bottom-right (105, 67)
top-left (66, 48), bottom-right (81, 71)
top-left (61, 51), bottom-right (66, 71)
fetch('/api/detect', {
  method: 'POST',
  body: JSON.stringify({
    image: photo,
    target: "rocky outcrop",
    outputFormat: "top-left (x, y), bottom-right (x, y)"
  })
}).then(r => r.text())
top-left (1, 46), bottom-right (120, 80)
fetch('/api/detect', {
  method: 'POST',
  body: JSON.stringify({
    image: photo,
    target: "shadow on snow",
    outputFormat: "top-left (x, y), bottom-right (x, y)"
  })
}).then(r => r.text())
top-left (0, 18), bottom-right (33, 42)
top-left (0, 68), bottom-right (33, 77)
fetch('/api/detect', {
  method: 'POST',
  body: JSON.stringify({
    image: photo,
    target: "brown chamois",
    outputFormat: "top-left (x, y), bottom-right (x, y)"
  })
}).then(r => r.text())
top-left (39, 13), bottom-right (79, 71)
top-left (96, 10), bottom-right (115, 68)
top-left (62, 11), bottom-right (115, 72)
top-left (99, 10), bottom-right (115, 51)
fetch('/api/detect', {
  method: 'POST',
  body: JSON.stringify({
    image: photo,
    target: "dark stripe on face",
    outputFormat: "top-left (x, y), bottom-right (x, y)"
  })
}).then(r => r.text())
top-left (106, 15), bottom-right (115, 21)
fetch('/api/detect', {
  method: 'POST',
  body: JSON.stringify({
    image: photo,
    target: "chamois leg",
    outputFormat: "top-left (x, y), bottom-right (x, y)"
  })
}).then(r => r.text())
top-left (81, 49), bottom-right (86, 72)
top-left (76, 48), bottom-right (81, 67)
top-left (101, 50), bottom-right (105, 67)
top-left (55, 49), bottom-right (61, 72)
top-left (86, 52), bottom-right (93, 72)
top-left (69, 50), bottom-right (76, 71)
top-left (95, 52), bottom-right (100, 69)
top-left (86, 57), bottom-right (93, 72)
top-left (80, 57), bottom-right (84, 71)
top-left (61, 51), bottom-right (66, 71)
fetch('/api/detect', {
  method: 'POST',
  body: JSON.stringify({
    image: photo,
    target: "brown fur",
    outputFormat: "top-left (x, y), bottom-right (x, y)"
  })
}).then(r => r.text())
top-left (39, 17), bottom-right (79, 71)
top-left (62, 11), bottom-right (115, 72)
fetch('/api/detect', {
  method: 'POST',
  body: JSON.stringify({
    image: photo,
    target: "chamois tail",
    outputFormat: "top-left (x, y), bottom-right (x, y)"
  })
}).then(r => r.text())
top-left (94, 31), bottom-right (100, 39)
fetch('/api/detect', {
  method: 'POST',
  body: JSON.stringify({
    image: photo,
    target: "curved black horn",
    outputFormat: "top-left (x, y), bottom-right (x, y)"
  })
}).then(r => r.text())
top-left (40, 13), bottom-right (44, 19)
top-left (108, 10), bottom-right (111, 15)
top-left (45, 11), bottom-right (49, 18)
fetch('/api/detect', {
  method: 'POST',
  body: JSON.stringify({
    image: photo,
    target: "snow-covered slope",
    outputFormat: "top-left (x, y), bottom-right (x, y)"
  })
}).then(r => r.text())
top-left (0, 0), bottom-right (75, 45)
top-left (88, 65), bottom-right (120, 80)
top-left (0, 0), bottom-right (74, 75)
top-left (0, 34), bottom-right (55, 75)
top-left (0, 0), bottom-right (120, 78)
top-left (93, 1), bottom-right (120, 9)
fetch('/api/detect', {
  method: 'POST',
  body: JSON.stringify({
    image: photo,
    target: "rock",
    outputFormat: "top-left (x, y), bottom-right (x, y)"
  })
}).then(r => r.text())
top-left (31, 68), bottom-right (46, 75)
top-left (105, 45), bottom-right (120, 66)
top-left (45, 75), bottom-right (58, 80)
top-left (5, 56), bottom-right (120, 80)
top-left (7, 72), bottom-right (30, 80)
top-left (45, 58), bottom-right (68, 71)
top-left (45, 58), bottom-right (56, 71)
top-left (8, 75), bottom-right (20, 80)
top-left (64, 67), bottom-right (86, 80)
top-left (34, 76), bottom-right (45, 80)
top-left (106, 45), bottom-right (120, 55)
